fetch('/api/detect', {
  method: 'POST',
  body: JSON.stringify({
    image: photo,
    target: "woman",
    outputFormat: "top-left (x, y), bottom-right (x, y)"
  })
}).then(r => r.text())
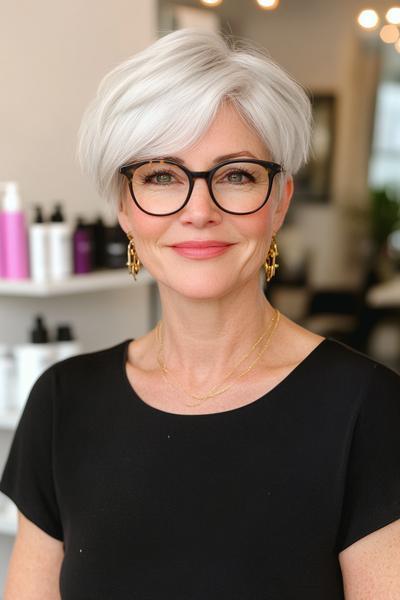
top-left (1, 28), bottom-right (400, 599)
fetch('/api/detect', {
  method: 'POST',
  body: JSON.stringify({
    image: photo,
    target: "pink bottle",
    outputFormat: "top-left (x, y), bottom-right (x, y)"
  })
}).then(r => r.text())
top-left (0, 182), bottom-right (30, 279)
top-left (0, 211), bottom-right (6, 277)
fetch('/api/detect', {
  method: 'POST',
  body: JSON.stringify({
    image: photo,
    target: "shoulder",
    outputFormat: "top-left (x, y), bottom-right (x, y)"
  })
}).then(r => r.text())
top-left (317, 338), bottom-right (400, 428)
top-left (52, 338), bottom-right (130, 378)
top-left (323, 336), bottom-right (400, 384)
top-left (30, 339), bottom-right (131, 403)
top-left (21, 339), bottom-right (132, 428)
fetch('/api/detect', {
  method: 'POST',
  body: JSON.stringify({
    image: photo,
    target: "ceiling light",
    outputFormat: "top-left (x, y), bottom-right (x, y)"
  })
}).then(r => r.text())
top-left (357, 9), bottom-right (379, 29)
top-left (386, 6), bottom-right (400, 25)
top-left (379, 23), bottom-right (400, 43)
top-left (256, 0), bottom-right (280, 9)
top-left (200, 0), bottom-right (223, 6)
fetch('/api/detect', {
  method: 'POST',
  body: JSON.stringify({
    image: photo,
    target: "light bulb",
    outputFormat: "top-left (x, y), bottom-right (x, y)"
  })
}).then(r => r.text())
top-left (386, 7), bottom-right (400, 25)
top-left (200, 0), bottom-right (223, 6)
top-left (357, 9), bottom-right (379, 29)
top-left (257, 0), bottom-right (280, 9)
top-left (380, 24), bottom-right (400, 43)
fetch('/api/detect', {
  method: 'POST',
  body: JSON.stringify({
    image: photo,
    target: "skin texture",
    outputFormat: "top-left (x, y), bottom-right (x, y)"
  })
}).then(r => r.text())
top-left (4, 511), bottom-right (63, 599)
top-left (338, 519), bottom-right (400, 599)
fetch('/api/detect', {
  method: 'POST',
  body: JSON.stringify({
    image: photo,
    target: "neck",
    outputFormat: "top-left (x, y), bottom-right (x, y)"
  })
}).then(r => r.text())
top-left (153, 277), bottom-right (278, 389)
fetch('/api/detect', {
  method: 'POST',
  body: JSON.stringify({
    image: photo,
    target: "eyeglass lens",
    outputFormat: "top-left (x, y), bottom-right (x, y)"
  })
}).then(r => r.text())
top-left (129, 161), bottom-right (273, 215)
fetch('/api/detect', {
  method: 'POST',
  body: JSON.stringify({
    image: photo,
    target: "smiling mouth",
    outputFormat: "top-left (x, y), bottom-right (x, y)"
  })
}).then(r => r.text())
top-left (170, 241), bottom-right (234, 249)
top-left (169, 243), bottom-right (235, 259)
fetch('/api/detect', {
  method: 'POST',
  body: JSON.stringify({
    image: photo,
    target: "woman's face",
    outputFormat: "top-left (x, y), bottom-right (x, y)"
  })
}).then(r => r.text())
top-left (118, 102), bottom-right (293, 300)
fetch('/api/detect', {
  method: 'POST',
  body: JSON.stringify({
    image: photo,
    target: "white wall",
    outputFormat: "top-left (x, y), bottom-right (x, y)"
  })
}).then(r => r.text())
top-left (0, 0), bottom-right (157, 224)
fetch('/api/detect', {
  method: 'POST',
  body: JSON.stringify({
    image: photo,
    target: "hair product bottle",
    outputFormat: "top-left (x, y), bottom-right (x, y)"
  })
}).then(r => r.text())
top-left (13, 315), bottom-right (57, 410)
top-left (91, 215), bottom-right (107, 269)
top-left (29, 205), bottom-right (50, 283)
top-left (73, 217), bottom-right (93, 274)
top-left (48, 202), bottom-right (72, 281)
top-left (54, 324), bottom-right (82, 361)
top-left (0, 182), bottom-right (29, 279)
top-left (0, 191), bottom-right (6, 278)
top-left (104, 223), bottom-right (127, 269)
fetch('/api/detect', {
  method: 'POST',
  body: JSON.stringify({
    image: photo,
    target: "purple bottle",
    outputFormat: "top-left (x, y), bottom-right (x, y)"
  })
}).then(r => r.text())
top-left (0, 182), bottom-right (29, 279)
top-left (73, 217), bottom-right (93, 274)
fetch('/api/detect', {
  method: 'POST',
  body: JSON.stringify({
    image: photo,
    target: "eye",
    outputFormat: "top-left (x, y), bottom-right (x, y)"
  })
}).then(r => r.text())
top-left (141, 170), bottom-right (181, 185)
top-left (218, 168), bottom-right (257, 184)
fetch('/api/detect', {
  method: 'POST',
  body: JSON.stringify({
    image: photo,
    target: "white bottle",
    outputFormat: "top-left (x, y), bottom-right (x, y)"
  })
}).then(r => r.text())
top-left (48, 202), bottom-right (72, 281)
top-left (13, 316), bottom-right (57, 410)
top-left (29, 205), bottom-right (50, 282)
top-left (54, 324), bottom-right (82, 361)
top-left (0, 344), bottom-right (15, 412)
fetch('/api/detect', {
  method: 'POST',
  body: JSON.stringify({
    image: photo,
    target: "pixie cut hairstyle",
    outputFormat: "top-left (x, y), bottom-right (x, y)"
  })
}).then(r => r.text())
top-left (78, 27), bottom-right (312, 217)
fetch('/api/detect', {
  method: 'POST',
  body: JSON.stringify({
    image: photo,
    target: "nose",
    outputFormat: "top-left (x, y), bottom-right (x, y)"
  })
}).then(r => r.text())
top-left (178, 176), bottom-right (222, 227)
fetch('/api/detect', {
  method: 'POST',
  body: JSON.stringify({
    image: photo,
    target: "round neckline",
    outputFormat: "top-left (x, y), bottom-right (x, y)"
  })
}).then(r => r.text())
top-left (120, 336), bottom-right (332, 418)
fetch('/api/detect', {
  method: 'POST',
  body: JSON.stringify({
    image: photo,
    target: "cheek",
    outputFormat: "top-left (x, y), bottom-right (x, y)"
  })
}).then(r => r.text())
top-left (235, 203), bottom-right (273, 242)
top-left (127, 203), bottom-right (168, 240)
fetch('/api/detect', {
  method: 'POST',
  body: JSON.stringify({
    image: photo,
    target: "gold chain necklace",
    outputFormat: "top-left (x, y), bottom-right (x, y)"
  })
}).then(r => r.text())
top-left (156, 309), bottom-right (276, 388)
top-left (156, 308), bottom-right (280, 407)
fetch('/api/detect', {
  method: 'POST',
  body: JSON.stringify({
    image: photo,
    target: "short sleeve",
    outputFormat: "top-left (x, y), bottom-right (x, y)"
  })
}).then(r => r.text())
top-left (336, 361), bottom-right (400, 553)
top-left (0, 365), bottom-right (63, 541)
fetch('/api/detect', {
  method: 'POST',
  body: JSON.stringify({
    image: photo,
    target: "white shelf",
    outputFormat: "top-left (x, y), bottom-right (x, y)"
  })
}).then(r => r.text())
top-left (0, 268), bottom-right (154, 297)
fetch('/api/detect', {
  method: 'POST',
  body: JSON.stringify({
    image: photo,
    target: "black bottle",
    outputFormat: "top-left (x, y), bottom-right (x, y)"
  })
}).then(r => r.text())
top-left (91, 215), bottom-right (107, 269)
top-left (104, 223), bottom-right (127, 269)
top-left (30, 315), bottom-right (49, 343)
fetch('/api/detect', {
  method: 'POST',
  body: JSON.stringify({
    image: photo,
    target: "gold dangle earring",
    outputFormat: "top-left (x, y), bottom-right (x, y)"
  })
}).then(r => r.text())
top-left (126, 232), bottom-right (141, 280)
top-left (264, 234), bottom-right (279, 283)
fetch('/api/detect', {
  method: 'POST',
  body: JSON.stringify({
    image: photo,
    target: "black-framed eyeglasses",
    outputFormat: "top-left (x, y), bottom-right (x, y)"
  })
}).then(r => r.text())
top-left (119, 158), bottom-right (284, 216)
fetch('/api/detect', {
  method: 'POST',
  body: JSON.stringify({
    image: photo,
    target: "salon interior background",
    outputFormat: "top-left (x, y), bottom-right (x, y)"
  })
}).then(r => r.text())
top-left (0, 0), bottom-right (399, 371)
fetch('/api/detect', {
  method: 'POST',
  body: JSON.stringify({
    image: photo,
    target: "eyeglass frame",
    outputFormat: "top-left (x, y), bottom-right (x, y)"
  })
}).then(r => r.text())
top-left (118, 158), bottom-right (285, 216)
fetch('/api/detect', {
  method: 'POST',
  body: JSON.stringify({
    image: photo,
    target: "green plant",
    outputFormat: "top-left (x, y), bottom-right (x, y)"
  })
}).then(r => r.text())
top-left (370, 187), bottom-right (400, 248)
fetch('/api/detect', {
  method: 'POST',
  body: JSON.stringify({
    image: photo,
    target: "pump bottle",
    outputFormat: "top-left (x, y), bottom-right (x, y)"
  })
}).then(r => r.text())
top-left (13, 316), bottom-right (56, 409)
top-left (29, 205), bottom-right (50, 282)
top-left (0, 182), bottom-right (29, 279)
top-left (48, 202), bottom-right (72, 281)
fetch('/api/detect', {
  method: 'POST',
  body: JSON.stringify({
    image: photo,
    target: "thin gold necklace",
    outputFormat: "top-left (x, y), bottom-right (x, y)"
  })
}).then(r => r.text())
top-left (156, 308), bottom-right (280, 407)
top-left (156, 309), bottom-right (276, 388)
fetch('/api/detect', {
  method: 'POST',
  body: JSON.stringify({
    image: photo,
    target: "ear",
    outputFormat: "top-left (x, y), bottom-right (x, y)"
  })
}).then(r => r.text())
top-left (117, 194), bottom-right (131, 236)
top-left (272, 175), bottom-right (294, 234)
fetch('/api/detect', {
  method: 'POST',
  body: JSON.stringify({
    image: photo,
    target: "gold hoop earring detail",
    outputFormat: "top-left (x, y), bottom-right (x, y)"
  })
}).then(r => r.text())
top-left (126, 233), bottom-right (141, 280)
top-left (264, 235), bottom-right (279, 282)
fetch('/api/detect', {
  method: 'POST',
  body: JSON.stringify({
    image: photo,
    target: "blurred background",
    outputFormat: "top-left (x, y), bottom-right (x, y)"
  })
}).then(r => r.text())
top-left (0, 0), bottom-right (399, 586)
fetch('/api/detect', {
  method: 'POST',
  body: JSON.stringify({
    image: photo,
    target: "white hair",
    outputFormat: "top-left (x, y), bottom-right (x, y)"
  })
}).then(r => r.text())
top-left (77, 27), bottom-right (312, 217)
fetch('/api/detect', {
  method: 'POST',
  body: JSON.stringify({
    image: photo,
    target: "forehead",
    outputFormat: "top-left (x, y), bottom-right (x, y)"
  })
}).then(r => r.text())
top-left (170, 103), bottom-right (269, 164)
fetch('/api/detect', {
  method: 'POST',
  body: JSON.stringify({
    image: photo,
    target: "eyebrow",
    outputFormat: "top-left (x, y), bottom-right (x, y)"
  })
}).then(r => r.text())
top-left (156, 151), bottom-right (259, 165)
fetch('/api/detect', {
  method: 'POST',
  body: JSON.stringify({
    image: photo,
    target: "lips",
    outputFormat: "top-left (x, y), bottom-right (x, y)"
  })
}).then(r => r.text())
top-left (170, 241), bottom-right (233, 248)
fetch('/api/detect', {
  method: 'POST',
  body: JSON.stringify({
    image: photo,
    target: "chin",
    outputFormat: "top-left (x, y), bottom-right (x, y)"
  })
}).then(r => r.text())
top-left (161, 273), bottom-right (238, 300)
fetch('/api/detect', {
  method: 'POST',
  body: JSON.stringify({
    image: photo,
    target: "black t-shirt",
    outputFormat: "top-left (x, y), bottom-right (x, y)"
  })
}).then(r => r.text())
top-left (1, 336), bottom-right (400, 599)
